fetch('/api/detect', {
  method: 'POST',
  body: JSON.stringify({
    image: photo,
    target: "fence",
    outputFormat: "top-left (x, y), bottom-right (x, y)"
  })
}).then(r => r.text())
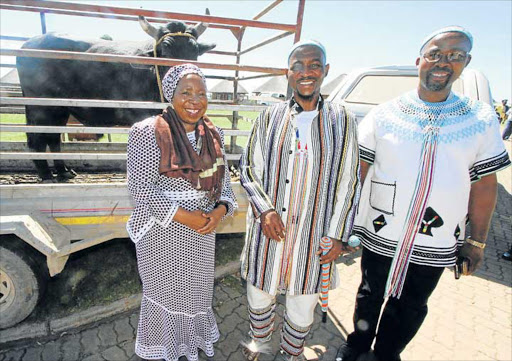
top-left (0, 0), bottom-right (305, 167)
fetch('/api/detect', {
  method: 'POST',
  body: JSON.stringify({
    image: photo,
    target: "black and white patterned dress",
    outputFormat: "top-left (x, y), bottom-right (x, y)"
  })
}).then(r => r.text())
top-left (126, 117), bottom-right (237, 361)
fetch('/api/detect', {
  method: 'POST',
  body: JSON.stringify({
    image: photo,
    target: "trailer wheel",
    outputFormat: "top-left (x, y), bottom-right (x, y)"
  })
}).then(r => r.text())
top-left (0, 242), bottom-right (47, 329)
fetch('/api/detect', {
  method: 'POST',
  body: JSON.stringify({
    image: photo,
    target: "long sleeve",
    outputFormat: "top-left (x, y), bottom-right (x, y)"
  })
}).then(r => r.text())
top-left (239, 109), bottom-right (274, 218)
top-left (216, 128), bottom-right (238, 218)
top-left (127, 119), bottom-right (178, 230)
top-left (327, 109), bottom-right (361, 241)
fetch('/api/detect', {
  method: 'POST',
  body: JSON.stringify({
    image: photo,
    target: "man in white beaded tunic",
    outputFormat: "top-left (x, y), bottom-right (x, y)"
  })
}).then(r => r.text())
top-left (239, 40), bottom-right (361, 360)
top-left (126, 64), bottom-right (237, 361)
top-left (336, 27), bottom-right (511, 361)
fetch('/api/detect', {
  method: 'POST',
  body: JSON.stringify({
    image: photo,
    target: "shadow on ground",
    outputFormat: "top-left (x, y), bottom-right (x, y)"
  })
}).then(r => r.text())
top-left (23, 234), bottom-right (246, 325)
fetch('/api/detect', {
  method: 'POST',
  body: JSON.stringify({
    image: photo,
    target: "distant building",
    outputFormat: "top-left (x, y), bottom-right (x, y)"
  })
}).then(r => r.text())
top-left (209, 80), bottom-right (248, 101)
top-left (250, 76), bottom-right (287, 105)
top-left (0, 68), bottom-right (23, 113)
top-left (0, 68), bottom-right (20, 86)
top-left (253, 76), bottom-right (288, 97)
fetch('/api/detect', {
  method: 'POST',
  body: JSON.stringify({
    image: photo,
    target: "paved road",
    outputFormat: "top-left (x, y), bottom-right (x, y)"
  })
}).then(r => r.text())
top-left (1, 144), bottom-right (511, 361)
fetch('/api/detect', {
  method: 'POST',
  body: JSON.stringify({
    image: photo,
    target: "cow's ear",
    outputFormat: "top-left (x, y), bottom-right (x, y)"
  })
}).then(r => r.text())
top-left (197, 43), bottom-right (216, 56)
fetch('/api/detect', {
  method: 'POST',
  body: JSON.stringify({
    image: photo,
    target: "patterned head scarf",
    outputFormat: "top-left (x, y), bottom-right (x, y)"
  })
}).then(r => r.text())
top-left (288, 39), bottom-right (327, 65)
top-left (419, 26), bottom-right (473, 54)
top-left (162, 64), bottom-right (207, 102)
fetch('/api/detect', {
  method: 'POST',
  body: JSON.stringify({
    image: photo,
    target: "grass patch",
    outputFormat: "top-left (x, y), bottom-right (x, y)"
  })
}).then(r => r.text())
top-left (0, 114), bottom-right (27, 142)
top-left (0, 110), bottom-right (259, 148)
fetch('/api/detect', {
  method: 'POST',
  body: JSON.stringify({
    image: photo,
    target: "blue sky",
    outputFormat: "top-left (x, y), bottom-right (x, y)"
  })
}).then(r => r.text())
top-left (1, 0), bottom-right (511, 101)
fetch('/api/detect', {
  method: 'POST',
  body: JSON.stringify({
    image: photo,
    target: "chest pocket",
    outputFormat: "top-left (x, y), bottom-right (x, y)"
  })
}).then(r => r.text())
top-left (369, 179), bottom-right (396, 215)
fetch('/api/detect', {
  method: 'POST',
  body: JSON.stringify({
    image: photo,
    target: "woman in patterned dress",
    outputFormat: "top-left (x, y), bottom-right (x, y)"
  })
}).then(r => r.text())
top-left (126, 64), bottom-right (237, 361)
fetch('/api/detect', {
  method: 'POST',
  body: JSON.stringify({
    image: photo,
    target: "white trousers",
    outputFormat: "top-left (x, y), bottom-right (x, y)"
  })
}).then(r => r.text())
top-left (247, 283), bottom-right (318, 328)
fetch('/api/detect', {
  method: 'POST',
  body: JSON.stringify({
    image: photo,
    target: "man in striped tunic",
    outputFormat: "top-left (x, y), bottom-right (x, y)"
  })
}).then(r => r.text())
top-left (239, 40), bottom-right (361, 360)
top-left (336, 26), bottom-right (511, 361)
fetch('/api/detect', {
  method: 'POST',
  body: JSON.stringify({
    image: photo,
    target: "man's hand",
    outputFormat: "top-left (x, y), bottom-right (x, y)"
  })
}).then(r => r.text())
top-left (458, 242), bottom-right (485, 275)
top-left (197, 206), bottom-right (226, 235)
top-left (317, 237), bottom-right (360, 264)
top-left (260, 209), bottom-right (285, 241)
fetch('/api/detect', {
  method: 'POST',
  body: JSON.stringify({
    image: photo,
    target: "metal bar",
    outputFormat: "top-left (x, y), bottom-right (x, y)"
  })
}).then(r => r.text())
top-left (0, 152), bottom-right (243, 161)
top-left (0, 35), bottom-right (29, 41)
top-left (2, 48), bottom-right (288, 75)
top-left (39, 11), bottom-right (46, 34)
top-left (293, 0), bottom-right (306, 43)
top-left (0, 125), bottom-right (250, 136)
top-left (238, 73), bottom-right (277, 81)
top-left (0, 97), bottom-right (267, 111)
top-left (205, 75), bottom-right (236, 81)
top-left (0, 97), bottom-right (165, 109)
top-left (0, 4), bottom-right (240, 32)
top-left (0, 64), bottom-right (16, 68)
top-left (1, 125), bottom-right (129, 134)
top-left (230, 28), bottom-right (245, 153)
top-left (240, 31), bottom-right (293, 55)
top-left (0, 152), bottom-right (127, 160)
top-left (2, 1), bottom-right (296, 32)
top-left (252, 0), bottom-right (283, 21)
top-left (207, 50), bottom-right (238, 56)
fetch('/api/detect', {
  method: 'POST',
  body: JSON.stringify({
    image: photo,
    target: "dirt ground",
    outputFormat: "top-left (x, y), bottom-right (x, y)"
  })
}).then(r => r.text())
top-left (23, 234), bottom-right (245, 325)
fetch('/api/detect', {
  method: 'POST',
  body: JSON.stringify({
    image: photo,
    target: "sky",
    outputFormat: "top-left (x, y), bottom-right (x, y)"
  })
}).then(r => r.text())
top-left (1, 0), bottom-right (511, 102)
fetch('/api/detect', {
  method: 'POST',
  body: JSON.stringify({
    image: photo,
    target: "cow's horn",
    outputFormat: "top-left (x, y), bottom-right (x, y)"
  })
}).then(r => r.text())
top-left (193, 8), bottom-right (210, 37)
top-left (139, 16), bottom-right (159, 40)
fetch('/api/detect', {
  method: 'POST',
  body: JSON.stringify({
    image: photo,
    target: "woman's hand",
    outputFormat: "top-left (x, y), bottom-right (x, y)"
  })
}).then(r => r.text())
top-left (197, 205), bottom-right (227, 234)
top-left (173, 208), bottom-right (208, 231)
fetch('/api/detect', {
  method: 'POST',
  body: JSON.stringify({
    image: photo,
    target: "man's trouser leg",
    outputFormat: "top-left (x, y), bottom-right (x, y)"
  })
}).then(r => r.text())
top-left (280, 292), bottom-right (317, 356)
top-left (345, 248), bottom-right (390, 353)
top-left (247, 283), bottom-right (277, 343)
top-left (373, 260), bottom-right (444, 361)
top-left (502, 119), bottom-right (512, 140)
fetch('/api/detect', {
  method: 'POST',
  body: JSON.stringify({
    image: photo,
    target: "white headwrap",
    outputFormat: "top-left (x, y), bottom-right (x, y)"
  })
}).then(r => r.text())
top-left (288, 39), bottom-right (327, 65)
top-left (420, 26), bottom-right (473, 54)
top-left (162, 64), bottom-right (206, 102)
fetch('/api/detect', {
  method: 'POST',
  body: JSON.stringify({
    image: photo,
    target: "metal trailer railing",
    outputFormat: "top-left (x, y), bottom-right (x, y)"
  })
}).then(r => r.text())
top-left (0, 0), bottom-right (305, 165)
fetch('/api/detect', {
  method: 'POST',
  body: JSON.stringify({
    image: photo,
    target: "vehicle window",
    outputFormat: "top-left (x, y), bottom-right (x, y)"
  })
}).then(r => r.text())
top-left (342, 75), bottom-right (463, 105)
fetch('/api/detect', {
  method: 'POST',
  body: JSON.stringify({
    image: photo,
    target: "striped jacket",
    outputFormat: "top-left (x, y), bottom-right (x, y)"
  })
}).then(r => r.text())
top-left (240, 98), bottom-right (360, 295)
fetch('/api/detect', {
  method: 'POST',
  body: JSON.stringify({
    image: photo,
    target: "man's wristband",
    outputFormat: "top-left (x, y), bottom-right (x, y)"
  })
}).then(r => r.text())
top-left (465, 237), bottom-right (486, 249)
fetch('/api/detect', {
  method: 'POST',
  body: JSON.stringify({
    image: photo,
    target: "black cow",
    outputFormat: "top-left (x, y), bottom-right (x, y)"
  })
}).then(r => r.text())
top-left (16, 14), bottom-right (215, 182)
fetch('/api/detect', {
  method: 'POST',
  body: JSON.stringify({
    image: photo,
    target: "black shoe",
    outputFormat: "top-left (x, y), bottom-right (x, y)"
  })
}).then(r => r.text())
top-left (502, 251), bottom-right (512, 261)
top-left (335, 343), bottom-right (361, 361)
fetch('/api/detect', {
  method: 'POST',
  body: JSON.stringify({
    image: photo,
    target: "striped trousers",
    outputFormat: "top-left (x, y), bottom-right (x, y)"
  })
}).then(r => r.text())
top-left (247, 283), bottom-right (317, 356)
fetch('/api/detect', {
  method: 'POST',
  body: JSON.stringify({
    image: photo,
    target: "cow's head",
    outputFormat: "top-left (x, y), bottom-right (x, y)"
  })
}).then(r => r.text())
top-left (138, 9), bottom-right (216, 61)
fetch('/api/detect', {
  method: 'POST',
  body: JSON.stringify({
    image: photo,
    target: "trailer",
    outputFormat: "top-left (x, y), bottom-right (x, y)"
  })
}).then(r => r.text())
top-left (0, 0), bottom-right (306, 329)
